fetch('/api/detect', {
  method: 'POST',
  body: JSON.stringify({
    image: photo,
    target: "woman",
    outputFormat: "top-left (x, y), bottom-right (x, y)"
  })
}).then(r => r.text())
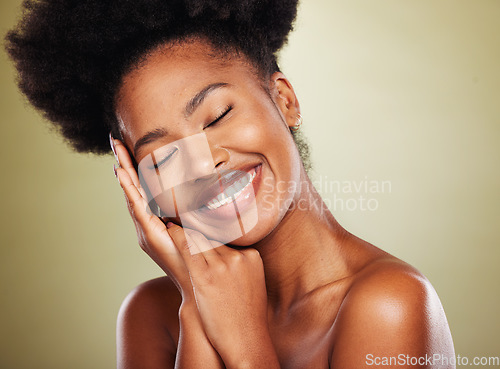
top-left (6, 0), bottom-right (455, 367)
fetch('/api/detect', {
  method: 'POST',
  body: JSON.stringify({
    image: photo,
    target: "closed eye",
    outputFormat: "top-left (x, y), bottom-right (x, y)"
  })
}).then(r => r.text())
top-left (204, 105), bottom-right (233, 129)
top-left (147, 148), bottom-right (178, 170)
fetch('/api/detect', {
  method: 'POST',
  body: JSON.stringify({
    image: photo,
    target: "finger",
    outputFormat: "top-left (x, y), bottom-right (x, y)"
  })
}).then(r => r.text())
top-left (240, 247), bottom-right (262, 261)
top-left (115, 165), bottom-right (149, 216)
top-left (189, 229), bottom-right (222, 258)
top-left (113, 138), bottom-right (141, 189)
top-left (166, 222), bottom-right (208, 270)
top-left (116, 166), bottom-right (177, 255)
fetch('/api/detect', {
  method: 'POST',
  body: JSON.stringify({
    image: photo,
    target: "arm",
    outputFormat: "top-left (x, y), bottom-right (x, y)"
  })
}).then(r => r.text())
top-left (165, 223), bottom-right (281, 369)
top-left (116, 278), bottom-right (226, 369)
top-left (113, 137), bottom-right (280, 368)
top-left (176, 299), bottom-right (225, 369)
top-left (117, 279), bottom-right (177, 369)
top-left (113, 138), bottom-right (225, 369)
top-left (331, 260), bottom-right (455, 369)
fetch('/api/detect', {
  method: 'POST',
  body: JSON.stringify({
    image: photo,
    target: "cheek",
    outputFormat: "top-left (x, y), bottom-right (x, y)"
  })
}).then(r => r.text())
top-left (231, 109), bottom-right (302, 208)
top-left (251, 114), bottom-right (300, 182)
top-left (222, 106), bottom-right (293, 159)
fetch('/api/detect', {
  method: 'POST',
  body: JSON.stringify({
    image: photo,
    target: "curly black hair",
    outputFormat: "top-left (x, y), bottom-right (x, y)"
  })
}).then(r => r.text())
top-left (5, 0), bottom-right (310, 170)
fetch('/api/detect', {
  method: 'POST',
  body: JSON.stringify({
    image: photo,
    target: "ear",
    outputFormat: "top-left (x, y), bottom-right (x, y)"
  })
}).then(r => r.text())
top-left (269, 72), bottom-right (301, 130)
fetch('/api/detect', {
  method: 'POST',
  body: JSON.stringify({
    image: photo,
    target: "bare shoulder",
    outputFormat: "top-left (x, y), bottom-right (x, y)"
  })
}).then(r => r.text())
top-left (331, 256), bottom-right (455, 368)
top-left (345, 257), bottom-right (438, 314)
top-left (118, 276), bottom-right (182, 327)
top-left (117, 276), bottom-right (181, 368)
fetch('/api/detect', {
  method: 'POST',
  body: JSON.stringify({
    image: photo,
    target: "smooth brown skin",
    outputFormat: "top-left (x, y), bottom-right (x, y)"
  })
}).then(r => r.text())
top-left (112, 38), bottom-right (455, 369)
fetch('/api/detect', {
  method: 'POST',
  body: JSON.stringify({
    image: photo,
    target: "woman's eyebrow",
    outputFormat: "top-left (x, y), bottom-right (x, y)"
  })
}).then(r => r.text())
top-left (184, 82), bottom-right (231, 117)
top-left (133, 82), bottom-right (231, 158)
top-left (134, 127), bottom-right (169, 158)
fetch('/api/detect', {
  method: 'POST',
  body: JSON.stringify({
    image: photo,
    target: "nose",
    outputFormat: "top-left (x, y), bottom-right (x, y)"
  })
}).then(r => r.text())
top-left (211, 146), bottom-right (230, 170)
top-left (178, 132), bottom-right (229, 183)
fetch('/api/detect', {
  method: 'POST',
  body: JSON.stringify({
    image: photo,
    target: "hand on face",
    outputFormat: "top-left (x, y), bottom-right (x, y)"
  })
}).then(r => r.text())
top-left (111, 135), bottom-right (192, 296)
top-left (112, 135), bottom-right (269, 358)
top-left (166, 219), bottom-right (269, 361)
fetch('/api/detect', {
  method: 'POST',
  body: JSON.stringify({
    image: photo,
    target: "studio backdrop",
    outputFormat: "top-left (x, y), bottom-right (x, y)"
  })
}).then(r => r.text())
top-left (1, 0), bottom-right (499, 368)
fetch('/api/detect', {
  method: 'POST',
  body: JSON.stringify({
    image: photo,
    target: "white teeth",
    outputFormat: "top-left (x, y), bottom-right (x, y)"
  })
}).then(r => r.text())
top-left (205, 170), bottom-right (256, 210)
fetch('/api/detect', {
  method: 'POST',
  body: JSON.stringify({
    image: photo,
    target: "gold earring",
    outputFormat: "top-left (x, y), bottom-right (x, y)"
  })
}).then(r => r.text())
top-left (290, 113), bottom-right (303, 132)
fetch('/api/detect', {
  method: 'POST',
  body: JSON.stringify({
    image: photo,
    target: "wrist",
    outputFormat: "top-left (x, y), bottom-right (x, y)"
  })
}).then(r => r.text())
top-left (179, 298), bottom-right (200, 321)
top-left (220, 329), bottom-right (280, 369)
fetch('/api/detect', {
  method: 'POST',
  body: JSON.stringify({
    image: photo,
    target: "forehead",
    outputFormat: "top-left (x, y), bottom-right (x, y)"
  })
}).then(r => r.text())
top-left (117, 40), bottom-right (258, 104)
top-left (115, 40), bottom-right (261, 140)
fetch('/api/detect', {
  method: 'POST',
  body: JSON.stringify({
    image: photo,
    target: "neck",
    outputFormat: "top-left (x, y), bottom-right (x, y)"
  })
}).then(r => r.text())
top-left (253, 170), bottom-right (351, 312)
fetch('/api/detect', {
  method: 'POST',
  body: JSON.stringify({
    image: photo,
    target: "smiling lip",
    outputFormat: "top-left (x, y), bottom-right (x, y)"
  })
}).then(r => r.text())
top-left (195, 164), bottom-right (261, 217)
top-left (195, 164), bottom-right (260, 209)
top-left (205, 168), bottom-right (256, 210)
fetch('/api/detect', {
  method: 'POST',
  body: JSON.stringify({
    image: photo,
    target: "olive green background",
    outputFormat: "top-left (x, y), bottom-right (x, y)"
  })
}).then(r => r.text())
top-left (1, 1), bottom-right (499, 368)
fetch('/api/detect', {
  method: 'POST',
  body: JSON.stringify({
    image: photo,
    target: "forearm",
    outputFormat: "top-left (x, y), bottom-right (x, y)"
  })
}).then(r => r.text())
top-left (175, 300), bottom-right (225, 369)
top-left (176, 301), bottom-right (280, 369)
top-left (216, 326), bottom-right (281, 369)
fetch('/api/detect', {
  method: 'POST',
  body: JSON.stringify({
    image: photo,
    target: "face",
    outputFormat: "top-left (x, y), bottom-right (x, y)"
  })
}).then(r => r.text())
top-left (115, 39), bottom-right (303, 246)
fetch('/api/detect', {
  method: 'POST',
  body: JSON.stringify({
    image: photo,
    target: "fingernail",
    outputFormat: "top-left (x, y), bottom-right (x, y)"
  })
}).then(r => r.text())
top-left (113, 164), bottom-right (118, 178)
top-left (109, 132), bottom-right (119, 164)
top-left (166, 221), bottom-right (173, 229)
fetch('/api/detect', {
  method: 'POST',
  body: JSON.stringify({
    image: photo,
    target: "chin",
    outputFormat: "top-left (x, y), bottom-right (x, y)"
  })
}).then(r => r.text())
top-left (223, 222), bottom-right (274, 247)
top-left (226, 204), bottom-right (288, 247)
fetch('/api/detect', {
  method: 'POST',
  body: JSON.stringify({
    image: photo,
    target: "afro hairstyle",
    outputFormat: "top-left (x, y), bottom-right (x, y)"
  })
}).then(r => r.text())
top-left (5, 0), bottom-right (310, 170)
